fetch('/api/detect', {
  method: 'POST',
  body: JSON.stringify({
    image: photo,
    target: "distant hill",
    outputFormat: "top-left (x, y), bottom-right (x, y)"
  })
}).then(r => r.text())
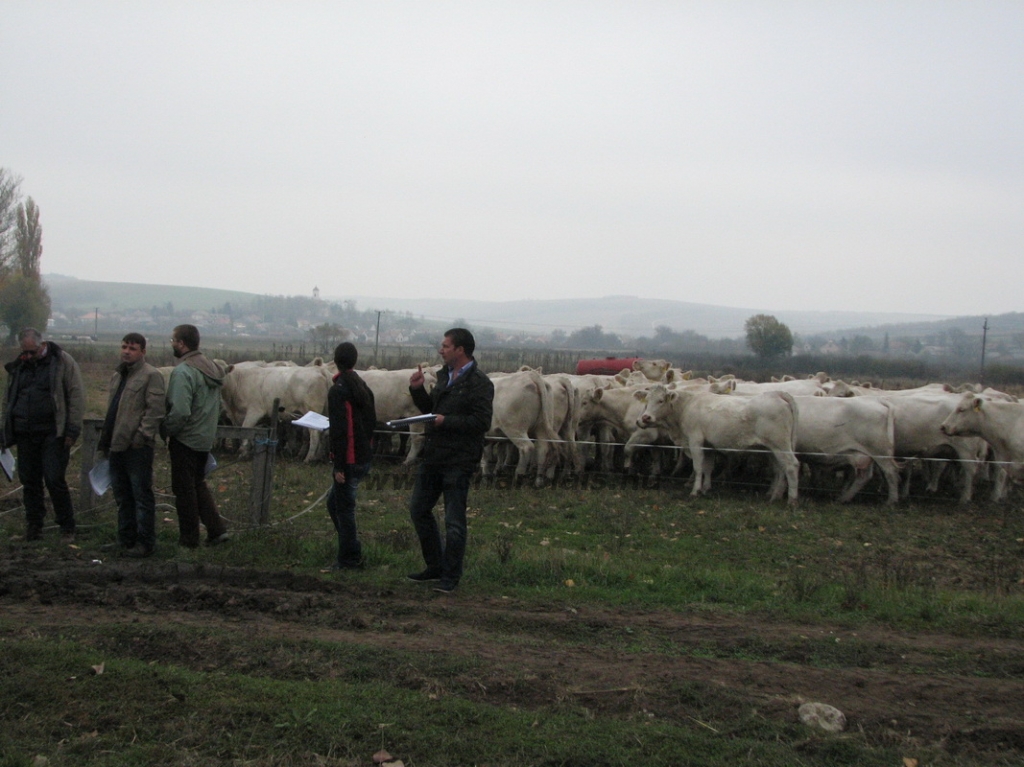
top-left (832, 313), bottom-right (1024, 342)
top-left (44, 274), bottom-right (256, 316)
top-left (45, 273), bottom-right (979, 339)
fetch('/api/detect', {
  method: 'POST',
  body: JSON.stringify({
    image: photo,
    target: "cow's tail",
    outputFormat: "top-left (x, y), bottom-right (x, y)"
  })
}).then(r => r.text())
top-left (778, 391), bottom-right (799, 452)
top-left (529, 369), bottom-right (560, 443)
top-left (528, 369), bottom-right (562, 477)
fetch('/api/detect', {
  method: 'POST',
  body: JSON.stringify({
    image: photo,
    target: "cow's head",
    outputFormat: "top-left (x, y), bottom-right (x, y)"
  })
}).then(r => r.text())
top-left (939, 393), bottom-right (984, 436)
top-left (635, 384), bottom-right (674, 428)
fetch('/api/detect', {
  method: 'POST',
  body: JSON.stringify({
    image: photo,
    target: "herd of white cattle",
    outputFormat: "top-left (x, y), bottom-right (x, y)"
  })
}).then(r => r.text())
top-left (172, 357), bottom-right (1024, 506)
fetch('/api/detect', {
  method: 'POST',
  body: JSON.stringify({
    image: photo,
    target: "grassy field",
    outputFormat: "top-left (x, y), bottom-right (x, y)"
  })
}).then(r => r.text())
top-left (1, 358), bottom-right (1024, 766)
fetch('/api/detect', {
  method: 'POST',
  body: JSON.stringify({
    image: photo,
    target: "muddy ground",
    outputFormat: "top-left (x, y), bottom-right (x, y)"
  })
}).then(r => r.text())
top-left (3, 542), bottom-right (1024, 764)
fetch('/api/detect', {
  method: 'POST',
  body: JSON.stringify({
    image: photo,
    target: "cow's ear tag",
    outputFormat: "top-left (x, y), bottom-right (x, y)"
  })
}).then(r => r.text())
top-left (973, 399), bottom-right (983, 412)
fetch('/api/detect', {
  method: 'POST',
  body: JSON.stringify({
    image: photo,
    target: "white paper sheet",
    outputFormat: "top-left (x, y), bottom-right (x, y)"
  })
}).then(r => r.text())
top-left (0, 449), bottom-right (15, 481)
top-left (89, 459), bottom-right (111, 495)
top-left (292, 411), bottom-right (331, 431)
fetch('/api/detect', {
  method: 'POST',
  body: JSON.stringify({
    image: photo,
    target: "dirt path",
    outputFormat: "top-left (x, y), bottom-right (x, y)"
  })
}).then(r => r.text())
top-left (3, 546), bottom-right (1023, 762)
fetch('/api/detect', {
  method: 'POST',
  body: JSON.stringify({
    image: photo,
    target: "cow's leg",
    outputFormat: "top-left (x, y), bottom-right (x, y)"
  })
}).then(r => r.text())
top-left (402, 424), bottom-right (426, 466)
top-left (690, 445), bottom-right (714, 496)
top-left (991, 459), bottom-right (1009, 502)
top-left (955, 446), bottom-right (981, 503)
top-left (303, 428), bottom-right (324, 463)
top-left (239, 411), bottom-right (266, 458)
top-left (875, 458), bottom-right (902, 506)
top-left (767, 460), bottom-right (787, 502)
top-left (598, 423), bottom-right (617, 473)
top-left (767, 447), bottom-right (799, 504)
top-left (835, 454), bottom-right (873, 503)
top-left (508, 435), bottom-right (535, 483)
top-left (623, 428), bottom-right (657, 474)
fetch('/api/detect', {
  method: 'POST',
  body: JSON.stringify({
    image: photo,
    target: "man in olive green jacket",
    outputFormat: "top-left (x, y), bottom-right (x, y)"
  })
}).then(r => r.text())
top-left (165, 324), bottom-right (228, 548)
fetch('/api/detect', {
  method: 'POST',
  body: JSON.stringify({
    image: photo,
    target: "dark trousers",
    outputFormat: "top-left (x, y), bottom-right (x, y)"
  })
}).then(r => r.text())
top-left (109, 445), bottom-right (156, 551)
top-left (15, 432), bottom-right (75, 534)
top-left (408, 464), bottom-right (473, 585)
top-left (326, 462), bottom-right (370, 567)
top-left (168, 438), bottom-right (226, 547)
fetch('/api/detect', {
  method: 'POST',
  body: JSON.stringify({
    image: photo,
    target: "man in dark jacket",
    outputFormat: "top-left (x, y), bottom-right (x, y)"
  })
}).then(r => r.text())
top-left (406, 328), bottom-right (494, 593)
top-left (1, 327), bottom-right (85, 541)
top-left (326, 342), bottom-right (377, 570)
top-left (98, 333), bottom-right (166, 557)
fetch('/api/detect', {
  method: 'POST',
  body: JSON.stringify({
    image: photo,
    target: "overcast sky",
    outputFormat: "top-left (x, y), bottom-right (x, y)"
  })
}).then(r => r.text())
top-left (3, 2), bottom-right (1022, 318)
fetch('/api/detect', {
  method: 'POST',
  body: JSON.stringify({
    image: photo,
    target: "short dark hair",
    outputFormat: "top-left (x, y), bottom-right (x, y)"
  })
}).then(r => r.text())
top-left (173, 324), bottom-right (200, 351)
top-left (445, 328), bottom-right (475, 358)
top-left (334, 342), bottom-right (358, 370)
top-left (122, 332), bottom-right (147, 350)
top-left (18, 328), bottom-right (43, 344)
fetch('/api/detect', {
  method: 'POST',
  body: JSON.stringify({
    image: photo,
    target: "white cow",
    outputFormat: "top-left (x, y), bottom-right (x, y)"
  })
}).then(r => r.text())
top-left (730, 378), bottom-right (828, 397)
top-left (566, 374), bottom-right (620, 471)
top-left (360, 366), bottom-right (438, 464)
top-left (791, 395), bottom-right (901, 505)
top-left (220, 361), bottom-right (333, 462)
top-left (484, 369), bottom-right (561, 486)
top-left (577, 383), bottom-right (674, 476)
top-left (636, 384), bottom-right (800, 504)
top-left (542, 372), bottom-right (584, 476)
top-left (632, 358), bottom-right (671, 381)
top-left (940, 393), bottom-right (1024, 501)
top-left (878, 392), bottom-right (989, 503)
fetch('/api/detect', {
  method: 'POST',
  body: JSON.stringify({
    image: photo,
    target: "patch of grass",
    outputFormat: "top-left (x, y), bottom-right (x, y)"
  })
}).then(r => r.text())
top-left (6, 444), bottom-right (1024, 766)
top-left (0, 628), bottom-right (906, 767)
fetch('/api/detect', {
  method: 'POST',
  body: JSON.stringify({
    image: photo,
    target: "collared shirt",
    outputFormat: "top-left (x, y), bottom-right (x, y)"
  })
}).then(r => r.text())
top-left (447, 360), bottom-right (475, 387)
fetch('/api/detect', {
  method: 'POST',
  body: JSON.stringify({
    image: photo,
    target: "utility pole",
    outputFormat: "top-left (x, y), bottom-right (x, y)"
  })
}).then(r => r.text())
top-left (374, 310), bottom-right (382, 367)
top-left (979, 317), bottom-right (989, 384)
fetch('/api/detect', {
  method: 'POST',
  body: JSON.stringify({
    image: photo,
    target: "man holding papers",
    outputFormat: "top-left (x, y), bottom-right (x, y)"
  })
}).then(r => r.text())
top-left (406, 328), bottom-right (494, 594)
top-left (326, 342), bottom-right (376, 570)
top-left (1, 327), bottom-right (84, 542)
top-left (97, 333), bottom-right (165, 558)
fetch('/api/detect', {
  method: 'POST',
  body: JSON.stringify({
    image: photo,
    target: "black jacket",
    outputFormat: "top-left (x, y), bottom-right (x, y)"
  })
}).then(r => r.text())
top-left (410, 362), bottom-right (494, 471)
top-left (328, 370), bottom-right (377, 472)
top-left (2, 340), bottom-right (85, 447)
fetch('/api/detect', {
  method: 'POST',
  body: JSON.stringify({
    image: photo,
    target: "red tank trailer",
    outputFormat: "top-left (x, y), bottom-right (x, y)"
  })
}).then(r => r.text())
top-left (574, 357), bottom-right (640, 376)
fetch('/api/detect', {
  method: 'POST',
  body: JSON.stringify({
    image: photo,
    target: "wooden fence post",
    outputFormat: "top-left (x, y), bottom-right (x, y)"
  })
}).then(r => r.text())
top-left (248, 398), bottom-right (279, 526)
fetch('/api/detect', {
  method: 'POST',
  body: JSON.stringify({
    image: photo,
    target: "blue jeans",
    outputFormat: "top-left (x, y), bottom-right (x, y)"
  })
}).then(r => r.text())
top-left (109, 445), bottom-right (156, 551)
top-left (408, 464), bottom-right (473, 585)
top-left (326, 462), bottom-right (370, 566)
top-left (15, 431), bottom-right (75, 534)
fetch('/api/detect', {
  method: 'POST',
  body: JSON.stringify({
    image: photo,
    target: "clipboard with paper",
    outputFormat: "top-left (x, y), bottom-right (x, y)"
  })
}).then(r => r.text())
top-left (385, 413), bottom-right (437, 428)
